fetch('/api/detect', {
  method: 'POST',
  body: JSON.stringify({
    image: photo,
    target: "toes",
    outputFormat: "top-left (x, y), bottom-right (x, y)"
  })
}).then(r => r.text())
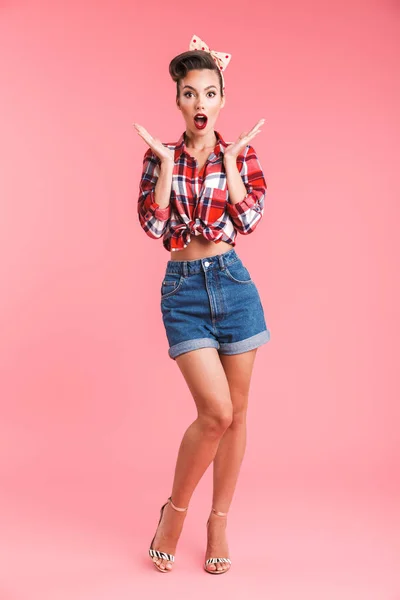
top-left (206, 560), bottom-right (230, 572)
top-left (160, 558), bottom-right (173, 571)
top-left (153, 557), bottom-right (167, 570)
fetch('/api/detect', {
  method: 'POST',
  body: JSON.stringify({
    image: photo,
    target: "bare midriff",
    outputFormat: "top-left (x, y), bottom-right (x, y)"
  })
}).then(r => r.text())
top-left (170, 235), bottom-right (233, 261)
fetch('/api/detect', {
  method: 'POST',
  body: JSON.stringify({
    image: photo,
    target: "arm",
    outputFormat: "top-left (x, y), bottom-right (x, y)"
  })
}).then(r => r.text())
top-left (137, 148), bottom-right (174, 239)
top-left (224, 144), bottom-right (267, 234)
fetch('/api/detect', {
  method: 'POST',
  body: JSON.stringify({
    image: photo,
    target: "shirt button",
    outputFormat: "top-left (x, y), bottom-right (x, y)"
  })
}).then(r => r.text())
top-left (204, 261), bottom-right (210, 268)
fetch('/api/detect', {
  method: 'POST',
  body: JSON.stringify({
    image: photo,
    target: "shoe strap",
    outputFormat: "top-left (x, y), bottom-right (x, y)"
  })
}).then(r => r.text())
top-left (211, 507), bottom-right (228, 517)
top-left (168, 496), bottom-right (188, 512)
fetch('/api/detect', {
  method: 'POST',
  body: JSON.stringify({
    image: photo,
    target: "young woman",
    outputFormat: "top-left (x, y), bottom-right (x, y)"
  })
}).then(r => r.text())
top-left (133, 41), bottom-right (270, 574)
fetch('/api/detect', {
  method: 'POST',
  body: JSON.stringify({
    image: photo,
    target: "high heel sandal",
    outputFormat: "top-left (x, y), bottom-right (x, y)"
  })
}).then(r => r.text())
top-left (204, 508), bottom-right (232, 574)
top-left (148, 496), bottom-right (188, 573)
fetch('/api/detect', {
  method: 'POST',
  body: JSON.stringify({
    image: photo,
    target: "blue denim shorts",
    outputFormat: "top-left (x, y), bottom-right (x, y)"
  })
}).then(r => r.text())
top-left (160, 247), bottom-right (271, 360)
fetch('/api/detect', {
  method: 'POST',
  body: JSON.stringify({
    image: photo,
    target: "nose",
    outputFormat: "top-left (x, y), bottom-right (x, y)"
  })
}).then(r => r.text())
top-left (195, 96), bottom-right (205, 109)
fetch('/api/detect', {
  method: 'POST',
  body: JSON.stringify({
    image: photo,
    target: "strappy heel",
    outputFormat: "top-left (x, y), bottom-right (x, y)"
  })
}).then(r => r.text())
top-left (148, 496), bottom-right (188, 573)
top-left (204, 507), bottom-right (231, 574)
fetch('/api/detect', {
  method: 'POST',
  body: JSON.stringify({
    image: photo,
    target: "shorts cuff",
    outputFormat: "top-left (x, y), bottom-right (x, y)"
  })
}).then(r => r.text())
top-left (218, 329), bottom-right (270, 355)
top-left (169, 337), bottom-right (219, 359)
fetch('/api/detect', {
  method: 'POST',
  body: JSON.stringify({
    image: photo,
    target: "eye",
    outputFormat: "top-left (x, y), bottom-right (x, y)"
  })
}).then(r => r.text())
top-left (183, 91), bottom-right (217, 98)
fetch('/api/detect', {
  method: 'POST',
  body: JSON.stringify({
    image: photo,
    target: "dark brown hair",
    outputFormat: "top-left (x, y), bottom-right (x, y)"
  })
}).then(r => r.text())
top-left (169, 50), bottom-right (224, 99)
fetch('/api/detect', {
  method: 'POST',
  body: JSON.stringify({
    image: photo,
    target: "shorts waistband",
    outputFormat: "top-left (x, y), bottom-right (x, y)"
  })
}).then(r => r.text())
top-left (165, 247), bottom-right (239, 276)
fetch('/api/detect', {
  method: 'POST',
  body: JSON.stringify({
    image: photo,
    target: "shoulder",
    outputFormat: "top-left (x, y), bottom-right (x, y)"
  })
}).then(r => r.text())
top-left (243, 144), bottom-right (259, 158)
top-left (163, 140), bottom-right (178, 150)
top-left (234, 144), bottom-right (259, 163)
top-left (142, 147), bottom-right (160, 166)
top-left (223, 143), bottom-right (258, 159)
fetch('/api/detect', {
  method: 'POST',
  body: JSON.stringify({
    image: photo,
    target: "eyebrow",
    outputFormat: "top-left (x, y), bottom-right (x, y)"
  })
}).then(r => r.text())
top-left (182, 85), bottom-right (218, 91)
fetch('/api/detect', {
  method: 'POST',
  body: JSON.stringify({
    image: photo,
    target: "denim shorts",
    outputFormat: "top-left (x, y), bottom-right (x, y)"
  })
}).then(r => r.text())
top-left (160, 247), bottom-right (271, 360)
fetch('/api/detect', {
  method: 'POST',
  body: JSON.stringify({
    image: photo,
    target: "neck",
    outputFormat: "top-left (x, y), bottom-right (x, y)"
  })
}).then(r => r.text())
top-left (184, 130), bottom-right (217, 151)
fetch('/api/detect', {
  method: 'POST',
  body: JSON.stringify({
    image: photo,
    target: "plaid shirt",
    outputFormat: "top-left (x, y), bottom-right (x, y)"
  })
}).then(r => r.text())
top-left (137, 129), bottom-right (267, 252)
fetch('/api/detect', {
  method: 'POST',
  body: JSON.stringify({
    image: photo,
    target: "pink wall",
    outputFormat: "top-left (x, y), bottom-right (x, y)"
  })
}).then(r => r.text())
top-left (0, 0), bottom-right (399, 597)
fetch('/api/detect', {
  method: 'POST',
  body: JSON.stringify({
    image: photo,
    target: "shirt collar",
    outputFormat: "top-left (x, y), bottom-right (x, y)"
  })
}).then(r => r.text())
top-left (173, 129), bottom-right (228, 163)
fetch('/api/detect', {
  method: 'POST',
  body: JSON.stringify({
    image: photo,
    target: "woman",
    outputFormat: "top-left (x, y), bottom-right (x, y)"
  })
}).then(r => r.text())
top-left (133, 38), bottom-right (270, 574)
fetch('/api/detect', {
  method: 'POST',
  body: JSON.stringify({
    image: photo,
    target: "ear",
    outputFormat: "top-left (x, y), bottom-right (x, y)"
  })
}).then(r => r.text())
top-left (176, 97), bottom-right (181, 110)
top-left (221, 95), bottom-right (226, 109)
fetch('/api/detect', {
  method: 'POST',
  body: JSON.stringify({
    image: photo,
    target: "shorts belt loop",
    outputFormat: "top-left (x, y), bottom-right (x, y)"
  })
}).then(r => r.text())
top-left (183, 262), bottom-right (188, 277)
top-left (218, 254), bottom-right (225, 270)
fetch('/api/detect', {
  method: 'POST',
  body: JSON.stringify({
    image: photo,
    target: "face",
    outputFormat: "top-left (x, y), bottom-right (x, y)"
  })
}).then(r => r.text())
top-left (176, 69), bottom-right (225, 137)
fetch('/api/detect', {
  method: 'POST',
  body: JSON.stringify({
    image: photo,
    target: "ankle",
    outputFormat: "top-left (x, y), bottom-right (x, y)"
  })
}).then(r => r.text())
top-left (169, 496), bottom-right (189, 513)
top-left (207, 508), bottom-right (228, 528)
top-left (210, 506), bottom-right (228, 517)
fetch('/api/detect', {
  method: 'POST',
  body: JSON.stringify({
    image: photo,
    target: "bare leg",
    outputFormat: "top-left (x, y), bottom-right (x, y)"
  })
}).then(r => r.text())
top-left (205, 349), bottom-right (258, 572)
top-left (150, 347), bottom-right (233, 571)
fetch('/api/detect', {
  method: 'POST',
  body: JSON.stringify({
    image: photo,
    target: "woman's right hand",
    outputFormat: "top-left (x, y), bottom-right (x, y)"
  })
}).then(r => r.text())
top-left (133, 123), bottom-right (175, 164)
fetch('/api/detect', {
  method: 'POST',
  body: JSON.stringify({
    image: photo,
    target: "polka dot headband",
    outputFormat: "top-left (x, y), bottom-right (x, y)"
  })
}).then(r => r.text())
top-left (189, 34), bottom-right (232, 91)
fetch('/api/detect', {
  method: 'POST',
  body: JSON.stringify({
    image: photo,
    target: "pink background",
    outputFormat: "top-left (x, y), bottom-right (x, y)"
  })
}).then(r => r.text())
top-left (1, 0), bottom-right (399, 598)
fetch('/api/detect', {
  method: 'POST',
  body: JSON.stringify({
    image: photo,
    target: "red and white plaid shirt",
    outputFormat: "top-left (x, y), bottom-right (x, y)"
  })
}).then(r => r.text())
top-left (137, 129), bottom-right (267, 252)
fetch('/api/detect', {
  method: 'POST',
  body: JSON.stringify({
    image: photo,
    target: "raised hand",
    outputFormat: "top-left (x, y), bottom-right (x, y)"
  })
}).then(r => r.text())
top-left (133, 123), bottom-right (175, 164)
top-left (223, 119), bottom-right (265, 161)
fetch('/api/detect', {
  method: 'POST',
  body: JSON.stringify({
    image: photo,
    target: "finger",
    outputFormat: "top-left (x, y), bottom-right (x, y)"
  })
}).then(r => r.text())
top-left (134, 125), bottom-right (156, 148)
top-left (246, 119), bottom-right (265, 137)
top-left (231, 130), bottom-right (262, 154)
top-left (133, 123), bottom-right (153, 140)
top-left (247, 129), bottom-right (262, 141)
top-left (241, 131), bottom-right (262, 147)
top-left (234, 127), bottom-right (260, 148)
top-left (251, 118), bottom-right (266, 132)
top-left (241, 124), bottom-right (264, 145)
top-left (233, 130), bottom-right (253, 147)
top-left (133, 124), bottom-right (147, 138)
top-left (133, 122), bottom-right (147, 133)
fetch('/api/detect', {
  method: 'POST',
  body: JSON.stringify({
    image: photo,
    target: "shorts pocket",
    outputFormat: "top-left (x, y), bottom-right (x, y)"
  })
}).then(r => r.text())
top-left (160, 271), bottom-right (184, 299)
top-left (223, 260), bottom-right (253, 284)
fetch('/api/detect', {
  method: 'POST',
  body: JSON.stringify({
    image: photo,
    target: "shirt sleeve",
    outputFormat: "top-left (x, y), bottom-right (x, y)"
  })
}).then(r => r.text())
top-left (137, 148), bottom-right (172, 239)
top-left (226, 144), bottom-right (267, 234)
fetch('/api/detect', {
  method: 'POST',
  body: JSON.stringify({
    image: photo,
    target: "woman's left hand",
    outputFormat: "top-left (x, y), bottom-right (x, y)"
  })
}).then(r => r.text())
top-left (223, 119), bottom-right (265, 161)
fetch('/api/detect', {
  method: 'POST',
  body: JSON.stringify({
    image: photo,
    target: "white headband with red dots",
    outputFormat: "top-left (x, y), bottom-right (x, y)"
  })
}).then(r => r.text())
top-left (189, 34), bottom-right (232, 91)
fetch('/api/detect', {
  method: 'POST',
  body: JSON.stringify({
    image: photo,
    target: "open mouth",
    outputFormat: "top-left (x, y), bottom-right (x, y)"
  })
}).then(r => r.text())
top-left (194, 114), bottom-right (208, 129)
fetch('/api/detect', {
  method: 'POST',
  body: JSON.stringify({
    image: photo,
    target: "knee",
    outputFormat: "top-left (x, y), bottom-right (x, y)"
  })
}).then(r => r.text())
top-left (199, 408), bottom-right (233, 437)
